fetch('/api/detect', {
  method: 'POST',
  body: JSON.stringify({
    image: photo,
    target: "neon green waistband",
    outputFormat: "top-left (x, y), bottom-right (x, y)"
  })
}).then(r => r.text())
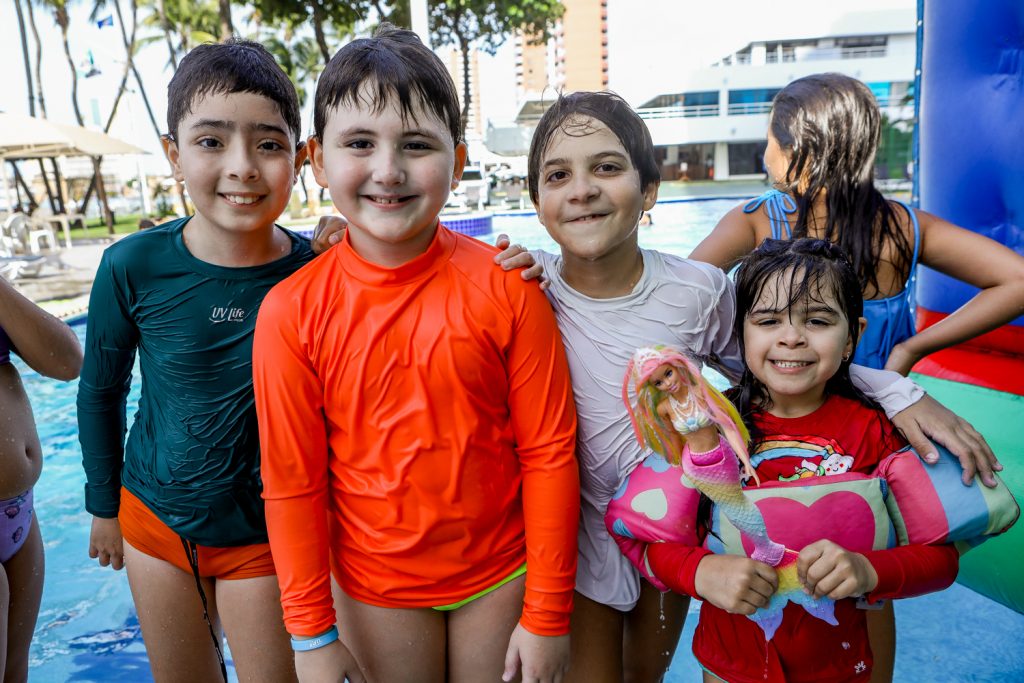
top-left (432, 563), bottom-right (527, 611)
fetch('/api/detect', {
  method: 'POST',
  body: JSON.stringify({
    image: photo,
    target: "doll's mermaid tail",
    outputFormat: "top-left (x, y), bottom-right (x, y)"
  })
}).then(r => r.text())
top-left (748, 550), bottom-right (838, 640)
top-left (682, 441), bottom-right (785, 566)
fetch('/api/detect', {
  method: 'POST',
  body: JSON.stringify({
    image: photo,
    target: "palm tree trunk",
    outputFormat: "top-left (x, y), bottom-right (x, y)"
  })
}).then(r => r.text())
top-left (219, 0), bottom-right (233, 40)
top-left (157, 0), bottom-right (178, 69)
top-left (312, 2), bottom-right (332, 63)
top-left (14, 0), bottom-right (35, 116)
top-left (26, 0), bottom-right (47, 118)
top-left (458, 36), bottom-right (472, 137)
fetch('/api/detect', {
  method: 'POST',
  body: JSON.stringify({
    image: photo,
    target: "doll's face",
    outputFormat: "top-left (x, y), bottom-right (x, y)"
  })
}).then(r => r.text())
top-left (648, 363), bottom-right (684, 394)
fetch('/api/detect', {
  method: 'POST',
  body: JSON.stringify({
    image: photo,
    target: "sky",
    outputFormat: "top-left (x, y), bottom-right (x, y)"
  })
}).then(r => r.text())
top-left (0, 0), bottom-right (915, 177)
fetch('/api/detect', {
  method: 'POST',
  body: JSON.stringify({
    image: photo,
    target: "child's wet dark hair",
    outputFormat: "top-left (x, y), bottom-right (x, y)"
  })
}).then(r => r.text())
top-left (732, 238), bottom-right (875, 422)
top-left (527, 91), bottom-right (660, 205)
top-left (768, 73), bottom-right (913, 299)
top-left (313, 23), bottom-right (462, 146)
top-left (166, 39), bottom-right (302, 144)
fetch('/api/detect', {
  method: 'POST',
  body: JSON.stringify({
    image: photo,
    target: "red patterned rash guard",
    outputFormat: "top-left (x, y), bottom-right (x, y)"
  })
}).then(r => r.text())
top-left (638, 395), bottom-right (958, 683)
top-left (253, 226), bottom-right (579, 637)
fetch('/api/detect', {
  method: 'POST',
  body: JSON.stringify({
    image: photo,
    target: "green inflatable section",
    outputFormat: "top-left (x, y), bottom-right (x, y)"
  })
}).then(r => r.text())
top-left (911, 374), bottom-right (1024, 614)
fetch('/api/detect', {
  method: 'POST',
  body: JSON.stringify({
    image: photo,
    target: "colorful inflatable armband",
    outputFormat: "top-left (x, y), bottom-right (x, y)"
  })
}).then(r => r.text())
top-left (877, 445), bottom-right (1019, 553)
top-left (606, 452), bottom-right (702, 590)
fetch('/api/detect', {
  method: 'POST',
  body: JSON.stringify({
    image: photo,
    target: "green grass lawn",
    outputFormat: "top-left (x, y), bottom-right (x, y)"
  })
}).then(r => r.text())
top-left (69, 213), bottom-right (145, 240)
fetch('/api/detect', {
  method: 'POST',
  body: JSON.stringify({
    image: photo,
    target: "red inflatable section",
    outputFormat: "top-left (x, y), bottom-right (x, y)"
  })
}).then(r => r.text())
top-left (911, 309), bottom-right (1024, 396)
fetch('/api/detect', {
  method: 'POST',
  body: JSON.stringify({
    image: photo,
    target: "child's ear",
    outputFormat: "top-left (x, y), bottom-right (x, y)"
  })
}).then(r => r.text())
top-left (642, 180), bottom-right (660, 211)
top-left (306, 136), bottom-right (329, 189)
top-left (451, 141), bottom-right (468, 189)
top-left (293, 140), bottom-right (308, 179)
top-left (161, 135), bottom-right (184, 182)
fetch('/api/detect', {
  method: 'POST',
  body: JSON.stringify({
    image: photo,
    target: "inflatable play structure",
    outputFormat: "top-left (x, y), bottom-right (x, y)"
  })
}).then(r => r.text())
top-left (913, 0), bottom-right (1024, 614)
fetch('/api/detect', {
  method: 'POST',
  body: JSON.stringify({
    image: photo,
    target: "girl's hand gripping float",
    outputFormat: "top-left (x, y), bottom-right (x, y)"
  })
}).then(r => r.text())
top-left (623, 345), bottom-right (837, 640)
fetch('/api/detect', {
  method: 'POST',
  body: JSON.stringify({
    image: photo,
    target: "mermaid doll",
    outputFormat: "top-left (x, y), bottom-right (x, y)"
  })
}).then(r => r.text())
top-left (612, 345), bottom-right (836, 639)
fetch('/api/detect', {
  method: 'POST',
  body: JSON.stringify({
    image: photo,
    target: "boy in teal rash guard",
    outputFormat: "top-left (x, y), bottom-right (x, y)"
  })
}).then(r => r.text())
top-left (77, 40), bottom-right (309, 682)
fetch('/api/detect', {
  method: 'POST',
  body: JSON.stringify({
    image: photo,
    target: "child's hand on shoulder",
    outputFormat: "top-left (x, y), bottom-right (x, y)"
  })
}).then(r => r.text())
top-left (694, 554), bottom-right (778, 615)
top-left (494, 234), bottom-right (547, 289)
top-left (311, 215), bottom-right (348, 255)
top-left (797, 539), bottom-right (878, 600)
top-left (503, 623), bottom-right (569, 683)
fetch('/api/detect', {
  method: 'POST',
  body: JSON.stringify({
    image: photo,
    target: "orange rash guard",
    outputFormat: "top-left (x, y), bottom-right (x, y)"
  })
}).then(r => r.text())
top-left (253, 226), bottom-right (579, 637)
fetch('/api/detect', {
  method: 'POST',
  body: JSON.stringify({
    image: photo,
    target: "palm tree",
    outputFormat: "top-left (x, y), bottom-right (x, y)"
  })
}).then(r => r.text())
top-left (218, 0), bottom-right (233, 40)
top-left (42, 0), bottom-right (116, 231)
top-left (14, 0), bottom-right (35, 115)
top-left (25, 0), bottom-right (48, 118)
top-left (139, 0), bottom-right (219, 69)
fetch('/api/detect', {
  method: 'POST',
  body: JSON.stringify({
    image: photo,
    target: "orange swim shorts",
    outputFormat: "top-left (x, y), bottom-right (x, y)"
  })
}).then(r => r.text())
top-left (118, 487), bottom-right (276, 580)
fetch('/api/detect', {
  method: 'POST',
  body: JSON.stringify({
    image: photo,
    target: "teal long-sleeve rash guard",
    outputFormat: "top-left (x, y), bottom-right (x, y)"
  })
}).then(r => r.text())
top-left (77, 217), bottom-right (313, 546)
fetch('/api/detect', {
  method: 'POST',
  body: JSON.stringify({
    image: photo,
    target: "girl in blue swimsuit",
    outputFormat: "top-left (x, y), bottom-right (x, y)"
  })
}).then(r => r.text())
top-left (690, 72), bottom-right (1024, 377)
top-left (689, 71), bottom-right (1024, 683)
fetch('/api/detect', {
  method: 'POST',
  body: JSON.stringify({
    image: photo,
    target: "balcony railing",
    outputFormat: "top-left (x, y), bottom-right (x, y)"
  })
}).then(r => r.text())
top-left (636, 104), bottom-right (720, 119)
top-left (716, 44), bottom-right (888, 66)
top-left (634, 95), bottom-right (910, 122)
top-left (805, 46), bottom-right (888, 60)
top-left (725, 102), bottom-right (773, 116)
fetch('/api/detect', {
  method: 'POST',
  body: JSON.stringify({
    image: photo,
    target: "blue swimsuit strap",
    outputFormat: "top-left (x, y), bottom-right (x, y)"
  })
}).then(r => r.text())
top-left (744, 190), bottom-right (796, 239)
top-left (891, 200), bottom-right (921, 287)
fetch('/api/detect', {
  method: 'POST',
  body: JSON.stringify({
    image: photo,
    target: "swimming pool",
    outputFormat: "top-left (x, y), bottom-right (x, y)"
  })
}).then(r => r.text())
top-left (21, 198), bottom-right (1024, 681)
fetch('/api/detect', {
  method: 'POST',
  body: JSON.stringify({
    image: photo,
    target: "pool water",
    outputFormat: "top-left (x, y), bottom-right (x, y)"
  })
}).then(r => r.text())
top-left (20, 198), bottom-right (1024, 681)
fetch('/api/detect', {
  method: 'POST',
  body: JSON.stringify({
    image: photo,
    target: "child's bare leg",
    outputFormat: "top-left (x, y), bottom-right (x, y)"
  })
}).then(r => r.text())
top-left (332, 578), bottom-right (446, 682)
top-left (623, 581), bottom-right (688, 683)
top-left (216, 575), bottom-right (296, 682)
top-left (867, 601), bottom-right (896, 683)
top-left (447, 574), bottom-right (525, 682)
top-left (3, 518), bottom-right (43, 683)
top-left (564, 591), bottom-right (624, 683)
top-left (123, 541), bottom-right (225, 682)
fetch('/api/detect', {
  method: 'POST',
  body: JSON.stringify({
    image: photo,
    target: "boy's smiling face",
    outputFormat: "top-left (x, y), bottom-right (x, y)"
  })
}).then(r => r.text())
top-left (534, 116), bottom-right (657, 264)
top-left (164, 91), bottom-right (301, 241)
top-left (309, 86), bottom-right (467, 267)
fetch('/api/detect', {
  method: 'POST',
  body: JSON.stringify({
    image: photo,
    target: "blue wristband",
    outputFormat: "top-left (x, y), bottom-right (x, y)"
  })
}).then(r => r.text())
top-left (290, 625), bottom-right (339, 652)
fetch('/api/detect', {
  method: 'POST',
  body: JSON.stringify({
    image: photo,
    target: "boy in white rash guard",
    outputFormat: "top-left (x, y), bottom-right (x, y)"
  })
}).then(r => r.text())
top-left (525, 91), bottom-right (988, 683)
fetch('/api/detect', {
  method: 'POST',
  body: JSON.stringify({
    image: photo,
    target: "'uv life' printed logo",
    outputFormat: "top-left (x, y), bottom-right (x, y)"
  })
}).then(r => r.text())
top-left (209, 306), bottom-right (247, 323)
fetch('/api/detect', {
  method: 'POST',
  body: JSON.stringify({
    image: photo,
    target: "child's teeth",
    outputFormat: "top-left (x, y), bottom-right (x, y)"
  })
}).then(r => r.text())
top-left (776, 361), bottom-right (808, 368)
top-left (226, 195), bottom-right (257, 205)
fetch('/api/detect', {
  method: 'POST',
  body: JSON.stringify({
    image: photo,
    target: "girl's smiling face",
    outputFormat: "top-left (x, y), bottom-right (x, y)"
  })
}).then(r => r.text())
top-left (742, 268), bottom-right (864, 417)
top-left (534, 116), bottom-right (658, 264)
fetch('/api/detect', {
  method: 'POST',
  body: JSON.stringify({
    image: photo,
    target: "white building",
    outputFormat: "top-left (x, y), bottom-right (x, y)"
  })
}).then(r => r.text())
top-left (486, 9), bottom-right (917, 182)
top-left (636, 22), bottom-right (916, 181)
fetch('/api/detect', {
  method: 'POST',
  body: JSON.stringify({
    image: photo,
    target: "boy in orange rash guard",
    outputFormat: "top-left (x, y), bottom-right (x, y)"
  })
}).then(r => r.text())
top-left (252, 24), bottom-right (579, 683)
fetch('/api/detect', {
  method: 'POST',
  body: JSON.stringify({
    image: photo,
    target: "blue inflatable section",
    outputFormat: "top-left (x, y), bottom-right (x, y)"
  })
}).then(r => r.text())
top-left (916, 0), bottom-right (1024, 325)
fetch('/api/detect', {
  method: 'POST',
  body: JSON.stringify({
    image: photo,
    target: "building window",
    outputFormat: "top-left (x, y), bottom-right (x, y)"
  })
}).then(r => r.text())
top-left (728, 141), bottom-right (768, 176)
top-left (727, 89), bottom-right (780, 115)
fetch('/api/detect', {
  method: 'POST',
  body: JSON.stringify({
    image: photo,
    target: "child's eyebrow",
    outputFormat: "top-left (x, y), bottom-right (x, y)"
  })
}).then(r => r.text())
top-left (334, 127), bottom-right (444, 142)
top-left (748, 307), bottom-right (783, 316)
top-left (190, 119), bottom-right (289, 137)
top-left (542, 150), bottom-right (629, 169)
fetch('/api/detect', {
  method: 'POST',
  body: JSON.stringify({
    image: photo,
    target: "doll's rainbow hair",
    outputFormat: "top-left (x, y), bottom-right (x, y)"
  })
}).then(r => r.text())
top-left (622, 345), bottom-right (755, 479)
